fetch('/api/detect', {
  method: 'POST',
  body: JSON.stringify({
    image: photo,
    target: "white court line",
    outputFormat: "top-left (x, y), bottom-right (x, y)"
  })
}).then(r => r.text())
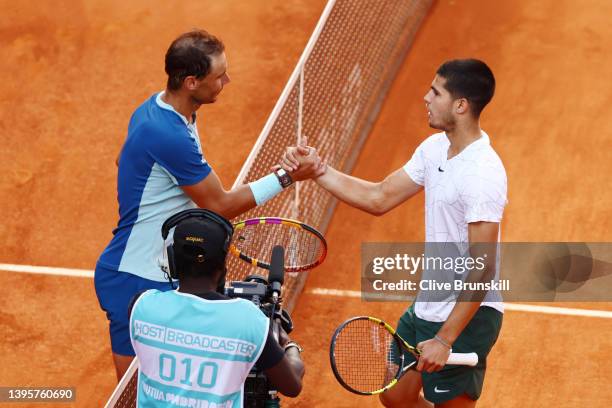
top-left (2, 265), bottom-right (611, 319)
top-left (501, 303), bottom-right (612, 318)
top-left (308, 288), bottom-right (612, 319)
top-left (0, 263), bottom-right (94, 278)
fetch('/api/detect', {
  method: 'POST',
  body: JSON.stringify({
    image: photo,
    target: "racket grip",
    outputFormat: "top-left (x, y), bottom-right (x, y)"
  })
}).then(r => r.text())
top-left (447, 352), bottom-right (478, 366)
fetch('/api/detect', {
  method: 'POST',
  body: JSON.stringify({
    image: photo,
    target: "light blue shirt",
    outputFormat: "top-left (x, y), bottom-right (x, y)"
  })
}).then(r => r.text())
top-left (130, 290), bottom-right (269, 407)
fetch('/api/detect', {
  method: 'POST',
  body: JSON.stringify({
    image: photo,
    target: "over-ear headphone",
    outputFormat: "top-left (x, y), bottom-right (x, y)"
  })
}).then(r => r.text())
top-left (160, 208), bottom-right (234, 281)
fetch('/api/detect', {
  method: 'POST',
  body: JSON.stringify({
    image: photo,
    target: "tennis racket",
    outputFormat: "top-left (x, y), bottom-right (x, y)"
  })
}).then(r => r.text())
top-left (330, 316), bottom-right (478, 395)
top-left (229, 217), bottom-right (327, 272)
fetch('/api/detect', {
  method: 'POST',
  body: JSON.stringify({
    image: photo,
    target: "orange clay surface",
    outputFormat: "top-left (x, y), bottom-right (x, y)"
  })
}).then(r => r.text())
top-left (1, 0), bottom-right (611, 407)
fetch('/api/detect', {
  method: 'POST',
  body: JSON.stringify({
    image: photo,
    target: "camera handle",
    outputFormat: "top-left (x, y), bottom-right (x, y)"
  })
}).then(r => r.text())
top-left (243, 245), bottom-right (287, 407)
top-left (267, 246), bottom-right (285, 406)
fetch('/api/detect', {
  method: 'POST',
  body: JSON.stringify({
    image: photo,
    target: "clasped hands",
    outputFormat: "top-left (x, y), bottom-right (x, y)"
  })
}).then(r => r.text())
top-left (273, 137), bottom-right (327, 182)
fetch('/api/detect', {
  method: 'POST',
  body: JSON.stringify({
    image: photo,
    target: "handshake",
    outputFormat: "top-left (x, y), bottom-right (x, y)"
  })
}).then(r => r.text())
top-left (275, 136), bottom-right (327, 182)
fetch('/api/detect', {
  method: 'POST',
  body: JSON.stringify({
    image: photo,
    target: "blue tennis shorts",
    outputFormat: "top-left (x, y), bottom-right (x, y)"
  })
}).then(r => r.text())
top-left (94, 263), bottom-right (173, 356)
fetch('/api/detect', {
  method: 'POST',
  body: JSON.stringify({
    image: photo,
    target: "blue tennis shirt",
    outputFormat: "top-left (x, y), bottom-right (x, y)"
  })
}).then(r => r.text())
top-left (98, 92), bottom-right (212, 281)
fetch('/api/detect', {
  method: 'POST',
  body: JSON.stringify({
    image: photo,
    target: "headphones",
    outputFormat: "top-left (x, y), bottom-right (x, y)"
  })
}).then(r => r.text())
top-left (160, 208), bottom-right (234, 281)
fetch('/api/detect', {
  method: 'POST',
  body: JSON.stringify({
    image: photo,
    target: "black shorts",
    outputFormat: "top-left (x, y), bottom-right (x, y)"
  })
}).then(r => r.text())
top-left (396, 304), bottom-right (503, 404)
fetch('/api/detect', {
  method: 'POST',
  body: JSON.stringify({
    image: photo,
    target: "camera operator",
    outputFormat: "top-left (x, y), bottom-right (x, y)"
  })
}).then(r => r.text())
top-left (129, 209), bottom-right (304, 407)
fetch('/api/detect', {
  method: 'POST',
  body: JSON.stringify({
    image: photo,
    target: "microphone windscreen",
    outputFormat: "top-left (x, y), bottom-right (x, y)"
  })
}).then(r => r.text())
top-left (269, 245), bottom-right (285, 285)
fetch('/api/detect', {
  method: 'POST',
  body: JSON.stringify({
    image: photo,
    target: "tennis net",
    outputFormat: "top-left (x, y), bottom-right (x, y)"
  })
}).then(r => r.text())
top-left (105, 0), bottom-right (432, 406)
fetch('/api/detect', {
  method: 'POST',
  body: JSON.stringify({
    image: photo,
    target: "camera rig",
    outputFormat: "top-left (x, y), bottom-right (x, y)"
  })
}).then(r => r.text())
top-left (224, 246), bottom-right (292, 408)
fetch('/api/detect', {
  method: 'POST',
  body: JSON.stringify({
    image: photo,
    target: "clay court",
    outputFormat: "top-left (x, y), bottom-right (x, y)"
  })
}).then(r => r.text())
top-left (1, 0), bottom-right (611, 407)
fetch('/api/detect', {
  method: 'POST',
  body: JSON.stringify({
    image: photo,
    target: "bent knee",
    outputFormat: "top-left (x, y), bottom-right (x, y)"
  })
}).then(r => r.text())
top-left (380, 384), bottom-right (424, 408)
top-left (379, 391), bottom-right (395, 407)
top-left (380, 390), bottom-right (416, 408)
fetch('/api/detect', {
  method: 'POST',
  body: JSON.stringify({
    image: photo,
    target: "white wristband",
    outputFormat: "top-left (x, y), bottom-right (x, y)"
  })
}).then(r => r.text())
top-left (249, 173), bottom-right (283, 206)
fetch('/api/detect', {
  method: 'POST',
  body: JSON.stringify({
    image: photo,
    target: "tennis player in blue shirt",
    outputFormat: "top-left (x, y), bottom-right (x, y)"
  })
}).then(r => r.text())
top-left (95, 29), bottom-right (321, 380)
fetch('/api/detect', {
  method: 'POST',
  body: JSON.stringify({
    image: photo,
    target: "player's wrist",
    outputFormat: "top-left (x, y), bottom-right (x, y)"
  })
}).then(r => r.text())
top-left (249, 173), bottom-right (284, 205)
top-left (274, 168), bottom-right (294, 188)
top-left (433, 334), bottom-right (452, 349)
top-left (312, 160), bottom-right (328, 180)
top-left (313, 164), bottom-right (332, 185)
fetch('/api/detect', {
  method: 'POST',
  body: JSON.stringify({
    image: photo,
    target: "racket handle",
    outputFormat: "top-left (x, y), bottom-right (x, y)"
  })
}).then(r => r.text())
top-left (447, 352), bottom-right (478, 366)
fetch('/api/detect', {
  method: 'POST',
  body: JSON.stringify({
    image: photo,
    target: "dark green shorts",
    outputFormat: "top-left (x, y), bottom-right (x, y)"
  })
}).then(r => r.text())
top-left (396, 304), bottom-right (503, 404)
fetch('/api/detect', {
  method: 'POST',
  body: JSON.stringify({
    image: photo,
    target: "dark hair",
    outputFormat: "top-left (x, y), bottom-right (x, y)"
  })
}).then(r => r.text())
top-left (436, 59), bottom-right (495, 117)
top-left (165, 29), bottom-right (225, 91)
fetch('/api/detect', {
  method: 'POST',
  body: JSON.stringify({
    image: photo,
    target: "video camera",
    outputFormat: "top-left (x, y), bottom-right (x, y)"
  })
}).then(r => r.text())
top-left (224, 245), bottom-right (293, 408)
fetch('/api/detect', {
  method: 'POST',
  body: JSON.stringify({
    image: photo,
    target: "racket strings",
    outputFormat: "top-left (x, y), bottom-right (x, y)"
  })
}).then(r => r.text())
top-left (233, 223), bottom-right (324, 268)
top-left (333, 319), bottom-right (401, 393)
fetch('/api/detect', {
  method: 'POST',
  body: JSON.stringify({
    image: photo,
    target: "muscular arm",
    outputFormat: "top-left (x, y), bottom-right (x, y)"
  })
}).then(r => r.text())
top-left (264, 349), bottom-right (304, 397)
top-left (416, 221), bottom-right (500, 372)
top-left (181, 170), bottom-right (256, 220)
top-left (258, 325), bottom-right (304, 398)
top-left (183, 146), bottom-right (322, 219)
top-left (315, 167), bottom-right (422, 215)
